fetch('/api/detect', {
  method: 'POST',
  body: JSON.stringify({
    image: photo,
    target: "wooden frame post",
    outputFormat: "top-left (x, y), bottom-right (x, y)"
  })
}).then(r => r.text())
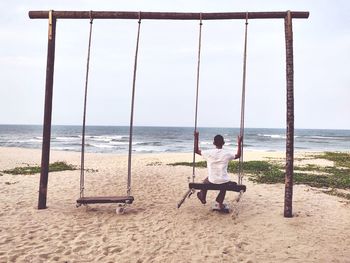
top-left (284, 11), bottom-right (294, 218)
top-left (38, 11), bottom-right (57, 209)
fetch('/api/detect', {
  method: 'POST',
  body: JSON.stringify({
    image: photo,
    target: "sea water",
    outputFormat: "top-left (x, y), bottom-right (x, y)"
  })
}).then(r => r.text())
top-left (0, 125), bottom-right (349, 153)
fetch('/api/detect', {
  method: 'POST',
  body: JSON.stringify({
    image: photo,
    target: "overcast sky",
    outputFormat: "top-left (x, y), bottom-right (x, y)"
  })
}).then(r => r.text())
top-left (0, 1), bottom-right (349, 129)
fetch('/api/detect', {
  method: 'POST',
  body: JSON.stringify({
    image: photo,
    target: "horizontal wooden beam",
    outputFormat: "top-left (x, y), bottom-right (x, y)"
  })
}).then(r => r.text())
top-left (29, 11), bottom-right (309, 20)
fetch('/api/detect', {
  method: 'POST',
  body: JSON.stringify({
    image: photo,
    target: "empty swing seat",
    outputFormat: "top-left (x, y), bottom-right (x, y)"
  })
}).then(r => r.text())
top-left (76, 195), bottom-right (134, 205)
top-left (189, 182), bottom-right (246, 192)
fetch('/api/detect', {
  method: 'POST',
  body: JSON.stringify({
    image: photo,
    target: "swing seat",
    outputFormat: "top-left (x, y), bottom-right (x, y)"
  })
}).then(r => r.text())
top-left (189, 182), bottom-right (246, 192)
top-left (76, 195), bottom-right (134, 205)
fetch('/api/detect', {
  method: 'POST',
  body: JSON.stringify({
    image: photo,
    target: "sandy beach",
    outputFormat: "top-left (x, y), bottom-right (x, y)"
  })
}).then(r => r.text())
top-left (0, 147), bottom-right (349, 263)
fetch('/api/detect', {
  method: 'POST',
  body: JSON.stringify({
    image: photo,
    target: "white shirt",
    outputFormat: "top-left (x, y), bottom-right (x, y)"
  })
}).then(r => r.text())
top-left (201, 149), bottom-right (236, 184)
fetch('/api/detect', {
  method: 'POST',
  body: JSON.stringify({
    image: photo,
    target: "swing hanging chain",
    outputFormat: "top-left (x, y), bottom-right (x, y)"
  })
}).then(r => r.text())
top-left (191, 13), bottom-right (203, 183)
top-left (238, 12), bottom-right (248, 185)
top-left (80, 10), bottom-right (94, 198)
top-left (127, 11), bottom-right (142, 196)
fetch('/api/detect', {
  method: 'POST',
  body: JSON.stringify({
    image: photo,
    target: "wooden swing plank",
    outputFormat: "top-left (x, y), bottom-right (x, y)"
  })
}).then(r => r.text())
top-left (189, 182), bottom-right (246, 192)
top-left (76, 196), bottom-right (134, 204)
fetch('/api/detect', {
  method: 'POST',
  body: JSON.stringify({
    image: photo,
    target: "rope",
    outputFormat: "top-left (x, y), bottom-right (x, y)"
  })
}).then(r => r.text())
top-left (127, 12), bottom-right (142, 196)
top-left (191, 13), bottom-right (203, 183)
top-left (80, 11), bottom-right (94, 198)
top-left (238, 12), bottom-right (248, 185)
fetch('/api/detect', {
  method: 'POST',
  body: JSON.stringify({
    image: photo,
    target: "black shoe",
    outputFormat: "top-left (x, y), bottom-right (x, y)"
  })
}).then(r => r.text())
top-left (197, 192), bottom-right (206, 204)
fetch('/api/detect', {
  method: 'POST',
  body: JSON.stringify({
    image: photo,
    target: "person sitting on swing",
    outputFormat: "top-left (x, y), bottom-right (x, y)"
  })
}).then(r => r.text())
top-left (194, 131), bottom-right (243, 210)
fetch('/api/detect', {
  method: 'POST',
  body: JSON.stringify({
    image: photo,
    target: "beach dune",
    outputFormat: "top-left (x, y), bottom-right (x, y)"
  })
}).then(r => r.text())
top-left (0, 147), bottom-right (349, 262)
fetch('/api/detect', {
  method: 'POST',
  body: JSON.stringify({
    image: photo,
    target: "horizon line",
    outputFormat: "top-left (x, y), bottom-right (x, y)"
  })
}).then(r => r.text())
top-left (0, 123), bottom-right (349, 131)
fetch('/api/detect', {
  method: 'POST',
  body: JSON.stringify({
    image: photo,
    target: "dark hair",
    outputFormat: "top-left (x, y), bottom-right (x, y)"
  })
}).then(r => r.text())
top-left (213, 134), bottom-right (225, 147)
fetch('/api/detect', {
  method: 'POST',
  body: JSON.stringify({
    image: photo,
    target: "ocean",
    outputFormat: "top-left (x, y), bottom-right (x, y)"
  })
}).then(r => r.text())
top-left (0, 125), bottom-right (349, 153)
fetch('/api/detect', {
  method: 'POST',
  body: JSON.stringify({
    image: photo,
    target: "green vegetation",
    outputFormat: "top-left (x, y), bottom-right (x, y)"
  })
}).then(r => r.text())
top-left (5, 181), bottom-right (18, 185)
top-left (169, 161), bottom-right (207, 168)
top-left (315, 152), bottom-right (350, 168)
top-left (146, 161), bottom-right (163, 166)
top-left (169, 152), bottom-right (350, 199)
top-left (323, 189), bottom-right (350, 200)
top-left (2, 161), bottom-right (77, 175)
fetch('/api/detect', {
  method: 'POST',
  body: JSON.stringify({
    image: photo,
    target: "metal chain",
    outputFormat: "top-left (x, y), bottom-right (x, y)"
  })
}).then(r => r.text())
top-left (80, 11), bottom-right (94, 198)
top-left (191, 13), bottom-right (203, 183)
top-left (238, 12), bottom-right (248, 185)
top-left (127, 11), bottom-right (142, 196)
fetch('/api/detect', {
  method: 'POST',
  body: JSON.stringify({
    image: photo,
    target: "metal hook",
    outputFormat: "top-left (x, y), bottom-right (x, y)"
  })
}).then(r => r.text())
top-left (89, 10), bottom-right (93, 24)
top-left (138, 11), bottom-right (141, 24)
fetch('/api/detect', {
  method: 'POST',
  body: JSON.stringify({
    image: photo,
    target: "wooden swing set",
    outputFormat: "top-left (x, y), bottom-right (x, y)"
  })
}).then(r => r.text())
top-left (29, 10), bottom-right (309, 218)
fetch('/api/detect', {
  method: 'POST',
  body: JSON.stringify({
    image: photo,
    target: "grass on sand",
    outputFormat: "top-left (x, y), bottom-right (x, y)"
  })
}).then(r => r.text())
top-left (169, 152), bottom-right (350, 200)
top-left (2, 161), bottom-right (77, 175)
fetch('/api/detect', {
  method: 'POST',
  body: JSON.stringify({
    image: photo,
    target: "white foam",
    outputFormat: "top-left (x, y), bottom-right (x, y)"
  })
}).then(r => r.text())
top-left (258, 134), bottom-right (286, 139)
top-left (55, 136), bottom-right (79, 141)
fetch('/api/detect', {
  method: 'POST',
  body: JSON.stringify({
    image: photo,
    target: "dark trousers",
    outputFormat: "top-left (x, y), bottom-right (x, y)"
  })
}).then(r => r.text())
top-left (199, 177), bottom-right (232, 204)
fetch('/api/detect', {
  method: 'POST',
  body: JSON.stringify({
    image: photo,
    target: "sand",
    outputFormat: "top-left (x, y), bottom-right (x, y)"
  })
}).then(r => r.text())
top-left (0, 147), bottom-right (349, 263)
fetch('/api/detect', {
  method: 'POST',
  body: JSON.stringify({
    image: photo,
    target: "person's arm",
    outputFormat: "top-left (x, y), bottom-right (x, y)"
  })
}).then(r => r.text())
top-left (234, 135), bottom-right (243, 159)
top-left (194, 131), bottom-right (202, 155)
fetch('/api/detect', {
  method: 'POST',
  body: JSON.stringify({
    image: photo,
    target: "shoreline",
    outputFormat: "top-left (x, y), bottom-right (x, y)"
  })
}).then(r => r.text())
top-left (2, 145), bottom-right (347, 154)
top-left (0, 147), bottom-right (349, 262)
top-left (1, 146), bottom-right (345, 169)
